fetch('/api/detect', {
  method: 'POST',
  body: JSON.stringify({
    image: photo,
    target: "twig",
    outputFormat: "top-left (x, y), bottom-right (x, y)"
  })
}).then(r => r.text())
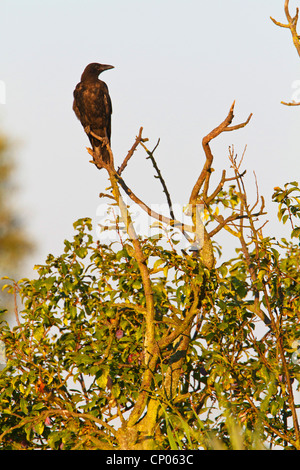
top-left (141, 138), bottom-right (175, 220)
top-left (89, 129), bottom-right (192, 239)
top-left (271, 1), bottom-right (300, 106)
top-left (281, 100), bottom-right (300, 106)
top-left (227, 148), bottom-right (271, 325)
top-left (223, 113), bottom-right (253, 132)
top-left (113, 170), bottom-right (194, 237)
top-left (250, 171), bottom-right (261, 213)
top-left (271, 0), bottom-right (300, 58)
top-left (204, 169), bottom-right (245, 207)
top-left (86, 131), bottom-right (114, 170)
top-left (99, 192), bottom-right (115, 200)
top-left (117, 127), bottom-right (147, 175)
top-left (208, 210), bottom-right (266, 238)
top-left (13, 283), bottom-right (21, 327)
top-left (270, 17), bottom-right (290, 28)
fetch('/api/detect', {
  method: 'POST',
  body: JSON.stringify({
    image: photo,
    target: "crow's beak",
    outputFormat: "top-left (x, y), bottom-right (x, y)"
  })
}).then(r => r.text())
top-left (102, 64), bottom-right (114, 71)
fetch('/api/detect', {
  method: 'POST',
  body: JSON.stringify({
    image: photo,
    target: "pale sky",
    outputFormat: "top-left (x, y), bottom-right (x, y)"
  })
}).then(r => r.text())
top-left (1, 0), bottom-right (300, 276)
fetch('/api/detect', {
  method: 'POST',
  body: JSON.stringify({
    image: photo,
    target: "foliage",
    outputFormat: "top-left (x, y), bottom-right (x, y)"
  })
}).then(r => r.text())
top-left (0, 184), bottom-right (299, 449)
top-left (273, 182), bottom-right (300, 239)
top-left (1, 1), bottom-right (300, 449)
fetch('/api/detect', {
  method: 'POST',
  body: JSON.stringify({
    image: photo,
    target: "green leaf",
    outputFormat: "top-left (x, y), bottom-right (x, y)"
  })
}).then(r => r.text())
top-left (132, 280), bottom-right (142, 289)
top-left (34, 420), bottom-right (45, 435)
top-left (20, 398), bottom-right (28, 414)
top-left (32, 402), bottom-right (46, 412)
top-left (96, 368), bottom-right (109, 389)
top-left (153, 259), bottom-right (164, 271)
top-left (112, 383), bottom-right (121, 399)
top-left (48, 431), bottom-right (62, 449)
top-left (75, 246), bottom-right (88, 259)
top-left (291, 226), bottom-right (300, 238)
top-left (33, 326), bottom-right (44, 342)
top-left (163, 265), bottom-right (168, 278)
top-left (282, 214), bottom-right (289, 224)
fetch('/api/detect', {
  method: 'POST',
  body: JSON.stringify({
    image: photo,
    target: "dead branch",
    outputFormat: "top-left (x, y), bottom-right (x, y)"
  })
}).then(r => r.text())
top-left (113, 170), bottom-right (194, 238)
top-left (208, 208), bottom-right (266, 238)
top-left (270, 17), bottom-right (290, 28)
top-left (189, 102), bottom-right (252, 205)
top-left (250, 171), bottom-right (262, 213)
top-left (281, 100), bottom-right (300, 106)
top-left (271, 0), bottom-right (300, 58)
top-left (205, 170), bottom-right (226, 204)
top-left (223, 113), bottom-right (253, 132)
top-left (88, 132), bottom-right (194, 242)
top-left (117, 127), bottom-right (147, 175)
top-left (184, 102), bottom-right (253, 269)
top-left (228, 144), bottom-right (248, 172)
top-left (86, 130), bottom-right (114, 170)
top-left (271, 1), bottom-right (300, 106)
top-left (228, 154), bottom-right (271, 325)
top-left (203, 169), bottom-right (246, 207)
top-left (140, 138), bottom-right (175, 220)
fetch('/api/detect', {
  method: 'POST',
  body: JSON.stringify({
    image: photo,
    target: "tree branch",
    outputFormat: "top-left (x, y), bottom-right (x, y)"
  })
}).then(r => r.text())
top-left (113, 170), bottom-right (194, 237)
top-left (189, 102), bottom-right (252, 205)
top-left (223, 113), bottom-right (253, 132)
top-left (141, 139), bottom-right (175, 221)
top-left (270, 17), bottom-right (289, 28)
top-left (271, 0), bottom-right (300, 58)
top-left (117, 127), bottom-right (147, 175)
top-left (281, 100), bottom-right (300, 106)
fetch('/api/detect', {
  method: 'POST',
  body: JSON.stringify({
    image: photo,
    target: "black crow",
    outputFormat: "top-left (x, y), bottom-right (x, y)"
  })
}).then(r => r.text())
top-left (73, 62), bottom-right (114, 165)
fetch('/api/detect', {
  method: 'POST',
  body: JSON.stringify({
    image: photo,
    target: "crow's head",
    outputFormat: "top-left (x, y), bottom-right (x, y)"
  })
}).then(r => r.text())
top-left (81, 63), bottom-right (114, 81)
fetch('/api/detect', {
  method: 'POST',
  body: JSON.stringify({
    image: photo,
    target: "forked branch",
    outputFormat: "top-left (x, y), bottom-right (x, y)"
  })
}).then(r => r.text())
top-left (189, 101), bottom-right (252, 205)
top-left (271, 0), bottom-right (300, 57)
top-left (271, 0), bottom-right (300, 105)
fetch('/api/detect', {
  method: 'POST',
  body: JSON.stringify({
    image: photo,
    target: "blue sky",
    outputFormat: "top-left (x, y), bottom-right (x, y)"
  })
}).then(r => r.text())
top-left (1, 0), bottom-right (300, 274)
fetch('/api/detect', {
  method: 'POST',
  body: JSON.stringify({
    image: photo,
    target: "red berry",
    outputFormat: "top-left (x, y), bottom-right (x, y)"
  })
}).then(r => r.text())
top-left (116, 329), bottom-right (124, 339)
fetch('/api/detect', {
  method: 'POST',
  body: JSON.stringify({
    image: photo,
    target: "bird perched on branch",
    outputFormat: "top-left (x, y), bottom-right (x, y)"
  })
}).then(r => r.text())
top-left (73, 62), bottom-right (114, 165)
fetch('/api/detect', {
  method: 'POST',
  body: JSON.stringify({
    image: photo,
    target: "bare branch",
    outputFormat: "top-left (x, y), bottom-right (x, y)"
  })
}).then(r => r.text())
top-left (113, 170), bottom-right (194, 236)
top-left (189, 102), bottom-right (252, 205)
top-left (86, 131), bottom-right (114, 170)
top-left (189, 102), bottom-right (235, 204)
top-left (223, 113), bottom-right (253, 132)
top-left (208, 209), bottom-right (266, 238)
top-left (284, 0), bottom-right (293, 22)
top-left (250, 171), bottom-right (261, 213)
top-left (117, 127), bottom-right (147, 175)
top-left (271, 0), bottom-right (300, 58)
top-left (205, 170), bottom-right (226, 204)
top-left (281, 100), bottom-right (300, 106)
top-left (238, 145), bottom-right (247, 170)
top-left (141, 138), bottom-right (175, 220)
top-left (270, 16), bottom-right (289, 28)
top-left (88, 129), bottom-right (193, 240)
